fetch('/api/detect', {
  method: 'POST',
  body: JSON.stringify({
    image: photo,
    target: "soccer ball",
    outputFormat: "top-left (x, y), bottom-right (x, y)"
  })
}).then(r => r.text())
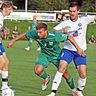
top-left (2, 88), bottom-right (14, 96)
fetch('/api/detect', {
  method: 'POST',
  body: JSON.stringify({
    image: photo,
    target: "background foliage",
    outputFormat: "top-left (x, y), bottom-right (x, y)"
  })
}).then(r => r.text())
top-left (13, 0), bottom-right (96, 12)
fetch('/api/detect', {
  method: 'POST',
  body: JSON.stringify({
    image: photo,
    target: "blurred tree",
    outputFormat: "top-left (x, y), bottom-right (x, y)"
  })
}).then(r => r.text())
top-left (12, 0), bottom-right (96, 12)
top-left (13, 0), bottom-right (25, 10)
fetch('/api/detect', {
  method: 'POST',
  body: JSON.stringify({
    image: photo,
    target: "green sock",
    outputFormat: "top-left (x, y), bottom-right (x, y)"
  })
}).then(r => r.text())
top-left (37, 44), bottom-right (40, 48)
top-left (28, 42), bottom-right (32, 47)
top-left (39, 71), bottom-right (48, 79)
top-left (66, 75), bottom-right (75, 89)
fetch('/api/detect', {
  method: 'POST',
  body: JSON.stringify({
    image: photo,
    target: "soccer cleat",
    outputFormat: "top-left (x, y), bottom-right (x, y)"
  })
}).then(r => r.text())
top-left (77, 91), bottom-right (84, 96)
top-left (46, 92), bottom-right (56, 96)
top-left (37, 47), bottom-right (41, 51)
top-left (72, 89), bottom-right (77, 96)
top-left (25, 47), bottom-right (30, 51)
top-left (42, 75), bottom-right (51, 90)
top-left (2, 86), bottom-right (14, 96)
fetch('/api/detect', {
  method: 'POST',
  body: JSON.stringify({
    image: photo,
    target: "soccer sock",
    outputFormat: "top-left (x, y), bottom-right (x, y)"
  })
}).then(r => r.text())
top-left (66, 75), bottom-right (75, 90)
top-left (28, 41), bottom-right (32, 47)
top-left (39, 71), bottom-right (48, 79)
top-left (2, 71), bottom-right (8, 89)
top-left (51, 71), bottom-right (63, 93)
top-left (77, 76), bottom-right (87, 91)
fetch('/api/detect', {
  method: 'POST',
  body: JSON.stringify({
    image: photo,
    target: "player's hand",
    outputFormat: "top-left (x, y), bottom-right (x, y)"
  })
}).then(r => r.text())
top-left (7, 40), bottom-right (15, 48)
top-left (77, 48), bottom-right (85, 56)
top-left (62, 26), bottom-right (70, 33)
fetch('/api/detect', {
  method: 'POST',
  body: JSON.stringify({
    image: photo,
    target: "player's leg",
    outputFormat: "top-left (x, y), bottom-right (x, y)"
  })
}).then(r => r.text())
top-left (47, 49), bottom-right (75, 96)
top-left (34, 53), bottom-right (51, 90)
top-left (54, 61), bottom-right (76, 96)
top-left (47, 60), bottom-right (68, 96)
top-left (0, 44), bottom-right (10, 90)
top-left (1, 52), bottom-right (9, 90)
top-left (77, 65), bottom-right (87, 96)
top-left (74, 53), bottom-right (87, 96)
top-left (63, 70), bottom-right (77, 96)
top-left (25, 38), bottom-right (32, 51)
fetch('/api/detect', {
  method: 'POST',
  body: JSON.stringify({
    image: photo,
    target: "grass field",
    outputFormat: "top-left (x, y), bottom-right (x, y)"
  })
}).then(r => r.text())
top-left (0, 40), bottom-right (96, 96)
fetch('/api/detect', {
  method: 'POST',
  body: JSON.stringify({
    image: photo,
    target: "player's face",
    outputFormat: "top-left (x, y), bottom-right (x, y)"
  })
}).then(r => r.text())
top-left (37, 28), bottom-right (47, 38)
top-left (3, 7), bottom-right (13, 16)
top-left (69, 6), bottom-right (80, 21)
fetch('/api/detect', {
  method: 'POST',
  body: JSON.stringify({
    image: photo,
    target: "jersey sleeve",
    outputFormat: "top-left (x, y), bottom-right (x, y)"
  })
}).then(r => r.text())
top-left (55, 32), bottom-right (68, 42)
top-left (54, 21), bottom-right (65, 30)
top-left (85, 15), bottom-right (94, 24)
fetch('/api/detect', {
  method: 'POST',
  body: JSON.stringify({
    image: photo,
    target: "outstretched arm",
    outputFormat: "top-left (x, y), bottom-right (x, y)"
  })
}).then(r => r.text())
top-left (68, 35), bottom-right (85, 56)
top-left (54, 26), bottom-right (70, 33)
top-left (7, 32), bottom-right (26, 48)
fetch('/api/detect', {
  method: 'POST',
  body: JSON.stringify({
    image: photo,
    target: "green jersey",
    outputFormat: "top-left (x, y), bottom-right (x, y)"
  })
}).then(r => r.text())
top-left (26, 30), bottom-right (68, 57)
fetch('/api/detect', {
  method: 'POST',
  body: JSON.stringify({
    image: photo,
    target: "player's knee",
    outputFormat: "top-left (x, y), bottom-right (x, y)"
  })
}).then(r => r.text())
top-left (6, 59), bottom-right (9, 65)
top-left (34, 69), bottom-right (42, 76)
top-left (59, 60), bottom-right (67, 73)
top-left (58, 65), bottom-right (66, 73)
top-left (79, 73), bottom-right (86, 79)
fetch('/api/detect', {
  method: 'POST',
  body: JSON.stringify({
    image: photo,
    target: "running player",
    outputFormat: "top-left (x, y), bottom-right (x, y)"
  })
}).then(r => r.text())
top-left (47, 1), bottom-right (96, 96)
top-left (0, 0), bottom-right (17, 95)
top-left (7, 23), bottom-right (84, 96)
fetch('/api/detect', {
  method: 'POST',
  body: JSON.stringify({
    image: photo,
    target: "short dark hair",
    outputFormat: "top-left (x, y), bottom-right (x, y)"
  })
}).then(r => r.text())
top-left (36, 23), bottom-right (47, 31)
top-left (69, 2), bottom-right (81, 10)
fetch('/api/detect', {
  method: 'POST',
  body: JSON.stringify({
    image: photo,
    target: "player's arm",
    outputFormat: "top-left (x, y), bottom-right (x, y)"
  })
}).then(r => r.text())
top-left (7, 32), bottom-right (26, 48)
top-left (55, 26), bottom-right (70, 33)
top-left (54, 23), bottom-right (70, 33)
top-left (68, 35), bottom-right (85, 56)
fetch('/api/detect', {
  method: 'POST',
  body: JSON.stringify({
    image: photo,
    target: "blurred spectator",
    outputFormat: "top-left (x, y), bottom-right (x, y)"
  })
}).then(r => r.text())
top-left (12, 25), bottom-right (19, 38)
top-left (2, 26), bottom-right (10, 40)
top-left (89, 34), bottom-right (96, 44)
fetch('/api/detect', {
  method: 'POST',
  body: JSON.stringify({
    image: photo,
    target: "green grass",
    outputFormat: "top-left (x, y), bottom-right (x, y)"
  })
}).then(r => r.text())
top-left (0, 40), bottom-right (96, 96)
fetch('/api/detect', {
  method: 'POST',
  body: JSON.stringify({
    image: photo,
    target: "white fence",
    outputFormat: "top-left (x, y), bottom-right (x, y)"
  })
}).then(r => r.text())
top-left (5, 10), bottom-right (96, 21)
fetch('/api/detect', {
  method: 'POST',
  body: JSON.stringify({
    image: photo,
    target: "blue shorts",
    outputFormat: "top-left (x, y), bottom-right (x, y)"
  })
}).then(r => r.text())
top-left (58, 48), bottom-right (86, 67)
top-left (0, 43), bottom-right (5, 55)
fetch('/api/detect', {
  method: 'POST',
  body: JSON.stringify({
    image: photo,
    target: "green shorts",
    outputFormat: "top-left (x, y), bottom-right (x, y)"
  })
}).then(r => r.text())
top-left (35, 52), bottom-right (59, 68)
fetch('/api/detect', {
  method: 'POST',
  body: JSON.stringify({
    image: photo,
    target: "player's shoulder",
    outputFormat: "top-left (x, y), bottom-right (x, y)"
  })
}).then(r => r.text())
top-left (79, 15), bottom-right (91, 19)
top-left (48, 29), bottom-right (61, 36)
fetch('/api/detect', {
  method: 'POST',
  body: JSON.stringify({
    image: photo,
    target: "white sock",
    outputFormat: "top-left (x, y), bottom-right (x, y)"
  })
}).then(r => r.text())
top-left (2, 71), bottom-right (8, 88)
top-left (77, 76), bottom-right (87, 91)
top-left (52, 71), bottom-right (63, 91)
top-left (50, 92), bottom-right (55, 96)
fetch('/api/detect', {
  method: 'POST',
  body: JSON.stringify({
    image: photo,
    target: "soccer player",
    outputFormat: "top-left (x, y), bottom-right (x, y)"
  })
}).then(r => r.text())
top-left (7, 23), bottom-right (84, 96)
top-left (25, 15), bottom-right (40, 51)
top-left (0, 0), bottom-right (17, 95)
top-left (47, 1), bottom-right (96, 96)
